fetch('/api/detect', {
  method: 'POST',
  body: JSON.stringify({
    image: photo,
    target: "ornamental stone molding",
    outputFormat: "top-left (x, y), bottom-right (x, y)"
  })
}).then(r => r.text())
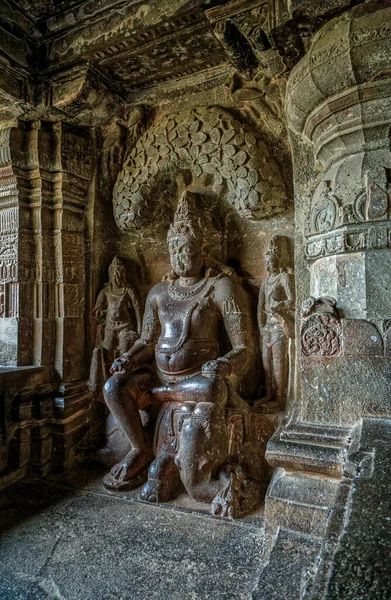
top-left (286, 3), bottom-right (391, 259)
top-left (285, 1), bottom-right (391, 324)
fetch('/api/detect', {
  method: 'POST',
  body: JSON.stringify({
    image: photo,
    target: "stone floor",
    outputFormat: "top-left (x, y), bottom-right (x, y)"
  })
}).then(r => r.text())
top-left (0, 467), bottom-right (268, 600)
top-left (0, 465), bottom-right (324, 600)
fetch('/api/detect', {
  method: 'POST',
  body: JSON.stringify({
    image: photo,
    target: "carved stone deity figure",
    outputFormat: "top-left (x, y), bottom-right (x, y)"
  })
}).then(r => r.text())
top-left (257, 235), bottom-right (295, 409)
top-left (88, 256), bottom-right (142, 393)
top-left (102, 190), bottom-right (260, 517)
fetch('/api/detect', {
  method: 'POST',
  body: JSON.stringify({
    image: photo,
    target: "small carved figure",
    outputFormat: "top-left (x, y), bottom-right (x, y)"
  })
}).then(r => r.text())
top-left (102, 190), bottom-right (260, 517)
top-left (88, 256), bottom-right (142, 393)
top-left (257, 235), bottom-right (295, 409)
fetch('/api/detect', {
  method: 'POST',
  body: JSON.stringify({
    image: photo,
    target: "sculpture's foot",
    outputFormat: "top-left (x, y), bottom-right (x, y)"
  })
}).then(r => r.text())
top-left (103, 448), bottom-right (153, 492)
top-left (140, 455), bottom-right (183, 503)
top-left (211, 466), bottom-right (261, 519)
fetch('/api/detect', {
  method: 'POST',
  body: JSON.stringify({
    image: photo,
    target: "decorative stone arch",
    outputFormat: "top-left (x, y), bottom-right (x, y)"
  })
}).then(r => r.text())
top-left (113, 106), bottom-right (288, 230)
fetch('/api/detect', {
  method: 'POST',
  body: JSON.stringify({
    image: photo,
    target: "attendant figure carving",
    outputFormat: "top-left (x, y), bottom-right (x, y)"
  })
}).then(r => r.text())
top-left (257, 235), bottom-right (295, 409)
top-left (102, 190), bottom-right (260, 517)
top-left (88, 256), bottom-right (142, 393)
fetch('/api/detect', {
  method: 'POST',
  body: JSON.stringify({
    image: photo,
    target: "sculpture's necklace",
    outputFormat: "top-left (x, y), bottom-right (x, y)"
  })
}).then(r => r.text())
top-left (168, 277), bottom-right (209, 300)
top-left (109, 285), bottom-right (126, 297)
top-left (159, 273), bottom-right (224, 355)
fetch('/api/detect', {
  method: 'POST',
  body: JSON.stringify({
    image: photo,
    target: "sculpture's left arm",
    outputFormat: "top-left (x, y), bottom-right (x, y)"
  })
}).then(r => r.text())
top-left (274, 272), bottom-right (295, 316)
top-left (127, 285), bottom-right (142, 335)
top-left (213, 277), bottom-right (255, 378)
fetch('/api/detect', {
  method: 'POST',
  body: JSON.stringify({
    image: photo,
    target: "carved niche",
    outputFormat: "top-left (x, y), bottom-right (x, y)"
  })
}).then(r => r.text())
top-left (113, 106), bottom-right (287, 229)
top-left (102, 190), bottom-right (271, 518)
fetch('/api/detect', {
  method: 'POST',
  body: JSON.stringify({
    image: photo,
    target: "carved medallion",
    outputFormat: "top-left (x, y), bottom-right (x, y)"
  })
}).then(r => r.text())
top-left (301, 297), bottom-right (342, 357)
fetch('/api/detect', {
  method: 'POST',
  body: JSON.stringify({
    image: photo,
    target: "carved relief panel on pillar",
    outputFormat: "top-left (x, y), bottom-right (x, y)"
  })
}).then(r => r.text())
top-left (301, 297), bottom-right (342, 358)
top-left (0, 126), bottom-right (20, 364)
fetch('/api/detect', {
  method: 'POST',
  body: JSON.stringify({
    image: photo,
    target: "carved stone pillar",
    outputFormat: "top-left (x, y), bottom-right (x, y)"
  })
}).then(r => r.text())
top-left (285, 2), bottom-right (391, 425)
top-left (49, 123), bottom-right (93, 469)
top-left (0, 119), bottom-right (93, 478)
top-left (264, 1), bottom-right (391, 545)
top-left (0, 124), bottom-right (19, 365)
top-left (0, 121), bottom-right (43, 366)
top-left (52, 123), bottom-right (91, 382)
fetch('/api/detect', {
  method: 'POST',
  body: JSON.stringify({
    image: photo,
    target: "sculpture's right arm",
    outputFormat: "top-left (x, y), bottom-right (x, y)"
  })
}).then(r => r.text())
top-left (257, 285), bottom-right (266, 331)
top-left (111, 289), bottom-right (160, 373)
top-left (93, 288), bottom-right (107, 321)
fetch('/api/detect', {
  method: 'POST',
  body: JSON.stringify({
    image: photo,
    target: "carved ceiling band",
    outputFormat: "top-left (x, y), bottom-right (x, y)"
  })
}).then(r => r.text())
top-left (113, 107), bottom-right (287, 230)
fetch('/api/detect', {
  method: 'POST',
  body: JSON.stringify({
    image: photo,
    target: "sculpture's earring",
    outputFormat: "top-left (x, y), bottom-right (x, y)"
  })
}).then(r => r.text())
top-left (162, 269), bottom-right (177, 282)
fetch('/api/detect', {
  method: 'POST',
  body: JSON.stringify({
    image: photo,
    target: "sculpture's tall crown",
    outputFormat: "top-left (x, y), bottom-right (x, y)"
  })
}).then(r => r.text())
top-left (167, 191), bottom-right (203, 245)
top-left (109, 255), bottom-right (124, 269)
top-left (266, 235), bottom-right (290, 269)
top-left (108, 255), bottom-right (127, 285)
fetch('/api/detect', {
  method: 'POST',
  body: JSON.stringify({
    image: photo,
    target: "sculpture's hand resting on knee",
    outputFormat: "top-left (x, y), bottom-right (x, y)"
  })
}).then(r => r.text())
top-left (201, 358), bottom-right (231, 379)
top-left (110, 354), bottom-right (133, 374)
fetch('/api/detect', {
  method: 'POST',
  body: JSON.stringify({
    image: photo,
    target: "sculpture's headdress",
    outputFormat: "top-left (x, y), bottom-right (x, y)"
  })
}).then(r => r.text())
top-left (108, 256), bottom-right (126, 285)
top-left (167, 191), bottom-right (204, 246)
top-left (164, 189), bottom-right (237, 282)
top-left (266, 235), bottom-right (291, 270)
top-left (109, 256), bottom-right (124, 270)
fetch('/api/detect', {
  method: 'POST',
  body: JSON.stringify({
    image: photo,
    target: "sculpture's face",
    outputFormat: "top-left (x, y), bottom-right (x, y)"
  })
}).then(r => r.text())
top-left (266, 253), bottom-right (279, 274)
top-left (109, 264), bottom-right (126, 288)
top-left (169, 236), bottom-right (204, 278)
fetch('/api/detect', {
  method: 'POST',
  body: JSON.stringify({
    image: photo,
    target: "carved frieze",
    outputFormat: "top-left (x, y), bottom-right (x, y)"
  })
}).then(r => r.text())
top-left (305, 224), bottom-right (391, 259)
top-left (90, 8), bottom-right (228, 92)
top-left (305, 174), bottom-right (391, 259)
top-left (114, 106), bottom-right (287, 229)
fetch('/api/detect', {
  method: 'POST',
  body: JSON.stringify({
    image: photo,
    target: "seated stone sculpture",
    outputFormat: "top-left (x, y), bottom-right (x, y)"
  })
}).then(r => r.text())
top-left (103, 190), bottom-right (260, 517)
